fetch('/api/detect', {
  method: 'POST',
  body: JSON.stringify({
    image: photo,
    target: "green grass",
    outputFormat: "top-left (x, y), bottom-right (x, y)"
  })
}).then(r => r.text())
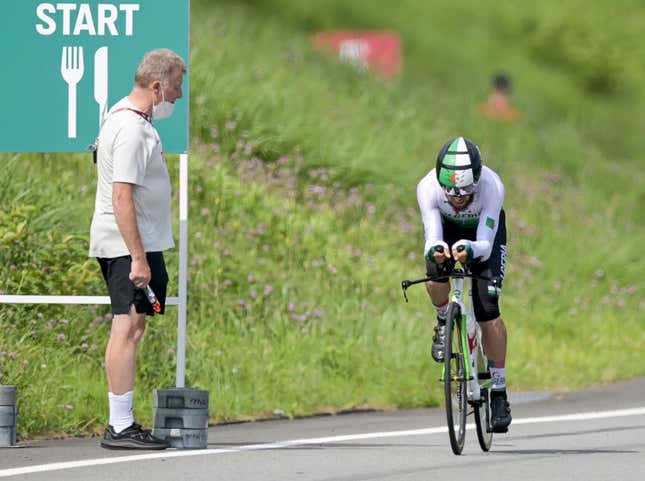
top-left (1, 0), bottom-right (644, 437)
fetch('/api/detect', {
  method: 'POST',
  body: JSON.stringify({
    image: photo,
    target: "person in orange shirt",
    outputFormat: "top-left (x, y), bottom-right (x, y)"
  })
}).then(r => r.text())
top-left (479, 74), bottom-right (523, 123)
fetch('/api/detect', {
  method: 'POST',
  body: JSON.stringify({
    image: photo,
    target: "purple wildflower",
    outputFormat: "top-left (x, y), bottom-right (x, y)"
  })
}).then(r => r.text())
top-left (237, 299), bottom-right (250, 310)
top-left (292, 313), bottom-right (308, 322)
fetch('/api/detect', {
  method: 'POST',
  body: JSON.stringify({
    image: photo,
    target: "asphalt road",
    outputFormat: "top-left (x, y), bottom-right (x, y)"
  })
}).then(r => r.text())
top-left (1, 377), bottom-right (644, 480)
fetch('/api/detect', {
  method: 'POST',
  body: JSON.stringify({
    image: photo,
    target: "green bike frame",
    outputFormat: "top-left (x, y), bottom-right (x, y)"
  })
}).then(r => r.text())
top-left (440, 263), bottom-right (494, 400)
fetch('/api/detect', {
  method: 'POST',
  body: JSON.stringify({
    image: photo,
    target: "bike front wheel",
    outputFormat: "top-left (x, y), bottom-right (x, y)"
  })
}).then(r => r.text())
top-left (444, 302), bottom-right (467, 455)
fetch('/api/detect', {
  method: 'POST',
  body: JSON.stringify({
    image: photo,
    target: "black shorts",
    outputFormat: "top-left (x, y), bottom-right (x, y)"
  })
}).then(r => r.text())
top-left (425, 210), bottom-right (507, 322)
top-left (98, 252), bottom-right (169, 316)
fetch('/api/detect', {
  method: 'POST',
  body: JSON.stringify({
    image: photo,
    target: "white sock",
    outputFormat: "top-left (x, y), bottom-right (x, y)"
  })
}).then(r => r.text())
top-left (433, 301), bottom-right (448, 322)
top-left (108, 391), bottom-right (134, 433)
top-left (489, 367), bottom-right (506, 391)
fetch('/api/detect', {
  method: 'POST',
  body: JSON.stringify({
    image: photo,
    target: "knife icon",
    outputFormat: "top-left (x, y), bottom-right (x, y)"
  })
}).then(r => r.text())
top-left (94, 47), bottom-right (109, 128)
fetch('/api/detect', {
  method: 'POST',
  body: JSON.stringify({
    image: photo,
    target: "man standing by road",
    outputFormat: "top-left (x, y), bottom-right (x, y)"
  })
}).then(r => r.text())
top-left (479, 73), bottom-right (523, 123)
top-left (89, 48), bottom-right (186, 450)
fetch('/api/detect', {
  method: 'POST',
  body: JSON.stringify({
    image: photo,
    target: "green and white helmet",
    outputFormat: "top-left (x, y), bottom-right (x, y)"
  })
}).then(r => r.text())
top-left (435, 136), bottom-right (482, 195)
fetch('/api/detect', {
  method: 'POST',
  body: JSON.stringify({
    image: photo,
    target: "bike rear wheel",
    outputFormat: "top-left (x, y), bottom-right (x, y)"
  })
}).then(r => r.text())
top-left (473, 330), bottom-right (493, 451)
top-left (474, 388), bottom-right (493, 451)
top-left (444, 302), bottom-right (467, 455)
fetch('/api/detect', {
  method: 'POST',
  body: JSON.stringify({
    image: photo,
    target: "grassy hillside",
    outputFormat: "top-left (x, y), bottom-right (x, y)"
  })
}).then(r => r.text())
top-left (1, 0), bottom-right (643, 437)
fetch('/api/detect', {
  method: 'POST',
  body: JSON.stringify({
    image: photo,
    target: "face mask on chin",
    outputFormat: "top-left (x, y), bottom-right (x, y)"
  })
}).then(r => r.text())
top-left (152, 87), bottom-right (175, 120)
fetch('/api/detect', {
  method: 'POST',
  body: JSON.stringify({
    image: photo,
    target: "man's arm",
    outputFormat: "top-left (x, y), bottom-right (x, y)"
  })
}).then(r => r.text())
top-left (113, 181), bottom-right (150, 287)
top-left (417, 175), bottom-right (443, 255)
top-left (471, 177), bottom-right (505, 262)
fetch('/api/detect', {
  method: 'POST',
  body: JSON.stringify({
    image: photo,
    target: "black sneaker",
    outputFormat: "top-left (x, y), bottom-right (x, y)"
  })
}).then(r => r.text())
top-left (101, 423), bottom-right (169, 450)
top-left (431, 321), bottom-right (446, 362)
top-left (490, 392), bottom-right (512, 433)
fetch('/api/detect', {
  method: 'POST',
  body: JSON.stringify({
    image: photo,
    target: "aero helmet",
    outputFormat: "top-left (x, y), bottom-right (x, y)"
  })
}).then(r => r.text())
top-left (435, 136), bottom-right (482, 195)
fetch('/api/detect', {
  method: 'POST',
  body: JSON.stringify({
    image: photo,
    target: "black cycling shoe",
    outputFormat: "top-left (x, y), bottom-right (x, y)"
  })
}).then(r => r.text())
top-left (101, 423), bottom-right (169, 450)
top-left (431, 321), bottom-right (446, 362)
top-left (490, 392), bottom-right (512, 433)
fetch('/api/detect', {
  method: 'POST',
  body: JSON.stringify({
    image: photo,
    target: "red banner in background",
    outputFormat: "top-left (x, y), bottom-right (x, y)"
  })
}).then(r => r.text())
top-left (311, 31), bottom-right (402, 79)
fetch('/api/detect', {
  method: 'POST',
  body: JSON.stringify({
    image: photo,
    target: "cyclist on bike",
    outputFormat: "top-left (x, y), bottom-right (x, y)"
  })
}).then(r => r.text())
top-left (416, 136), bottom-right (511, 432)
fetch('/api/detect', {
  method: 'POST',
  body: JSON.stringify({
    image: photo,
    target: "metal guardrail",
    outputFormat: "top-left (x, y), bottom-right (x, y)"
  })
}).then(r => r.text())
top-left (0, 295), bottom-right (180, 305)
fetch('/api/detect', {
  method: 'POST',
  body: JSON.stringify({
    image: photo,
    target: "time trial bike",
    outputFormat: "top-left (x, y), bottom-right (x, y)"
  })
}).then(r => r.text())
top-left (401, 251), bottom-right (499, 455)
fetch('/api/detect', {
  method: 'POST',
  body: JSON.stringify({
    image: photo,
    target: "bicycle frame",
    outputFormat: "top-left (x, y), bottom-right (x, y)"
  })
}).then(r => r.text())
top-left (448, 267), bottom-right (493, 402)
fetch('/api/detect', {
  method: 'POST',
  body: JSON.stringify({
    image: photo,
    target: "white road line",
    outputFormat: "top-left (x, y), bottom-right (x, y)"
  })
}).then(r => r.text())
top-left (1, 406), bottom-right (644, 478)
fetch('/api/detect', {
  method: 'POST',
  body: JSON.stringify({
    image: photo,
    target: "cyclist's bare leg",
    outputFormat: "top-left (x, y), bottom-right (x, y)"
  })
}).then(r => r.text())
top-left (425, 280), bottom-right (450, 362)
top-left (480, 316), bottom-right (511, 431)
top-left (425, 280), bottom-right (449, 308)
top-left (480, 316), bottom-right (507, 367)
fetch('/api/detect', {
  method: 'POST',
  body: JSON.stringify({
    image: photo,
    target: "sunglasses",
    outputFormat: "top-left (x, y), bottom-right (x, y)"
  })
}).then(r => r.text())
top-left (441, 183), bottom-right (476, 197)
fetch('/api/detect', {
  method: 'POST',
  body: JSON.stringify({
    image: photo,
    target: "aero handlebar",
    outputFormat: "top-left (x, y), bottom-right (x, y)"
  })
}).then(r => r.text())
top-left (401, 259), bottom-right (497, 303)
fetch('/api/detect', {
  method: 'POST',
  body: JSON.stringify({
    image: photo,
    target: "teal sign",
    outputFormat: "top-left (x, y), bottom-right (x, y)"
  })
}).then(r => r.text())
top-left (1, 0), bottom-right (189, 153)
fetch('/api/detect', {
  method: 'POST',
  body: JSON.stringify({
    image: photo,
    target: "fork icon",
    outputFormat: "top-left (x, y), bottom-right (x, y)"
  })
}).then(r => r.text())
top-left (61, 46), bottom-right (85, 138)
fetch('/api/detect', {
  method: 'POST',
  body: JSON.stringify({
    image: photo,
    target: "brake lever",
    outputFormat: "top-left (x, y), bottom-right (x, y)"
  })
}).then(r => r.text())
top-left (401, 281), bottom-right (410, 302)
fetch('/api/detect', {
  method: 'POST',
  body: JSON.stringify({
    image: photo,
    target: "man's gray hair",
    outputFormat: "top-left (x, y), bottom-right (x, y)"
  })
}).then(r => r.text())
top-left (135, 48), bottom-right (186, 87)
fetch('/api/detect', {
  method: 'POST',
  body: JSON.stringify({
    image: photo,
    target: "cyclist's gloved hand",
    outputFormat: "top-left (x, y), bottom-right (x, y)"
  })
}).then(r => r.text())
top-left (451, 239), bottom-right (474, 264)
top-left (425, 240), bottom-right (451, 264)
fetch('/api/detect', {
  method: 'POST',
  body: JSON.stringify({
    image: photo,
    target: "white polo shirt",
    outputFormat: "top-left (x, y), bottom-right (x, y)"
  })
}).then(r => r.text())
top-left (89, 97), bottom-right (174, 258)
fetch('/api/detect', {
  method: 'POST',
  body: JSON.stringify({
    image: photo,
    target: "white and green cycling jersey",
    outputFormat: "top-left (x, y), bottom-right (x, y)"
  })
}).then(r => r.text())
top-left (416, 165), bottom-right (505, 262)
